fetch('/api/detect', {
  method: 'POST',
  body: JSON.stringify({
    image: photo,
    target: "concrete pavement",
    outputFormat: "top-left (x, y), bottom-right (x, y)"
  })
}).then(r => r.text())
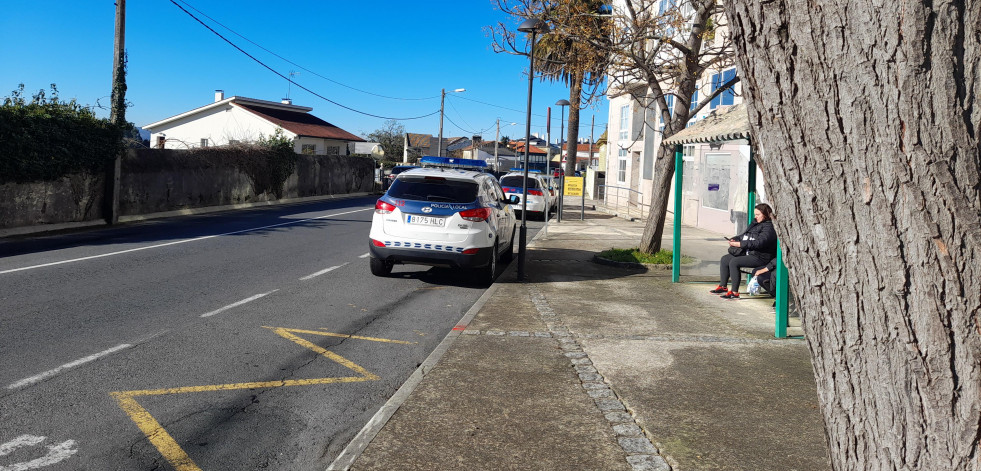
top-left (336, 204), bottom-right (830, 470)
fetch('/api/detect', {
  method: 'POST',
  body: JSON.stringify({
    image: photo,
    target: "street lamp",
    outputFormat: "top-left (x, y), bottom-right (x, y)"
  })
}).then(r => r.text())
top-left (516, 17), bottom-right (549, 281)
top-left (438, 88), bottom-right (466, 157)
top-left (555, 99), bottom-right (570, 222)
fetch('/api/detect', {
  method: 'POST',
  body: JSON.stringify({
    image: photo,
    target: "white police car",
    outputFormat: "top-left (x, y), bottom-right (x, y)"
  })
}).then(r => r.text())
top-left (368, 157), bottom-right (518, 284)
top-left (499, 169), bottom-right (555, 218)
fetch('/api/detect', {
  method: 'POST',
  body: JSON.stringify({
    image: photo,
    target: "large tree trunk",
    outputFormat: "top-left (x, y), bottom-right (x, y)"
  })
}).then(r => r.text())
top-left (724, 1), bottom-right (981, 469)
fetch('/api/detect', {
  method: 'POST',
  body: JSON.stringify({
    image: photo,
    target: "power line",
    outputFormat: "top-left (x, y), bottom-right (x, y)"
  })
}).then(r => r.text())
top-left (173, 0), bottom-right (440, 102)
top-left (169, 0), bottom-right (439, 121)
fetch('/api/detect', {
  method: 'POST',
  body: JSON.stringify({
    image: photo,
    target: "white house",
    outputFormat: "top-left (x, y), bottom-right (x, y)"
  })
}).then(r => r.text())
top-left (143, 91), bottom-right (364, 155)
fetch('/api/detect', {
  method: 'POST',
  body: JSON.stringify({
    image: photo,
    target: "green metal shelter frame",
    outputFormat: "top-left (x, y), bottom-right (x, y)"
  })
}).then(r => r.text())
top-left (662, 103), bottom-right (793, 339)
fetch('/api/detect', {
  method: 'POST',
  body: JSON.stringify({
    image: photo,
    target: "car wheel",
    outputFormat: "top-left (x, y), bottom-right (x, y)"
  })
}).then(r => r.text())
top-left (476, 241), bottom-right (498, 285)
top-left (369, 256), bottom-right (393, 276)
top-left (501, 228), bottom-right (515, 263)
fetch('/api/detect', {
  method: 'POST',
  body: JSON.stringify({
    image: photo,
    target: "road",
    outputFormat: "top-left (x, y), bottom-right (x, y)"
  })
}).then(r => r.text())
top-left (0, 196), bottom-right (546, 470)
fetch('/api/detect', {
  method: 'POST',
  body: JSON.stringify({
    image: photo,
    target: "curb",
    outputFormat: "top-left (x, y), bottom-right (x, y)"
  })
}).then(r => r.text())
top-left (327, 225), bottom-right (542, 470)
top-left (325, 272), bottom-right (507, 471)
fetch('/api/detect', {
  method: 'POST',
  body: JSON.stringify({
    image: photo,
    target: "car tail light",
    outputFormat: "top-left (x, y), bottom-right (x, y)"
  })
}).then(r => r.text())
top-left (375, 200), bottom-right (395, 214)
top-left (528, 189), bottom-right (543, 196)
top-left (458, 207), bottom-right (492, 222)
top-left (370, 239), bottom-right (386, 247)
top-left (462, 248), bottom-right (480, 255)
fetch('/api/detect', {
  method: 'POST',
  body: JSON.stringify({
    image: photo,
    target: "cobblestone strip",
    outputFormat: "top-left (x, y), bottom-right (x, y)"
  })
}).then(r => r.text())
top-left (461, 329), bottom-right (800, 346)
top-left (527, 287), bottom-right (671, 471)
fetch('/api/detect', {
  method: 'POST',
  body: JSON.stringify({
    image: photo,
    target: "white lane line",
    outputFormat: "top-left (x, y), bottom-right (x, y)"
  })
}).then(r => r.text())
top-left (7, 344), bottom-right (133, 390)
top-left (0, 208), bottom-right (372, 275)
top-left (300, 262), bottom-right (349, 281)
top-left (200, 290), bottom-right (278, 318)
top-left (358, 253), bottom-right (370, 259)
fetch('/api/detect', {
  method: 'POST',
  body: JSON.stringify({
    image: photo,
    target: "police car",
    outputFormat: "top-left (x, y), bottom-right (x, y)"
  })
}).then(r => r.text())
top-left (499, 169), bottom-right (555, 218)
top-left (368, 157), bottom-right (518, 284)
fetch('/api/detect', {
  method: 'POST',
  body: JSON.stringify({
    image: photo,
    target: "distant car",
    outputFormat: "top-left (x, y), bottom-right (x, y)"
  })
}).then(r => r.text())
top-left (368, 157), bottom-right (518, 284)
top-left (384, 165), bottom-right (419, 189)
top-left (499, 170), bottom-right (555, 218)
top-left (552, 168), bottom-right (581, 178)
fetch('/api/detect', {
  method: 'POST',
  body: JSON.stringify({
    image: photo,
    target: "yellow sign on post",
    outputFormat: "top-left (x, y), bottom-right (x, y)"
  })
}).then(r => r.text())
top-left (564, 176), bottom-right (584, 197)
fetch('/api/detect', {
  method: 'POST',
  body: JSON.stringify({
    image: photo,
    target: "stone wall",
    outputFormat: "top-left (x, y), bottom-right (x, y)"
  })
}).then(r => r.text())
top-left (0, 149), bottom-right (376, 230)
top-left (0, 173), bottom-right (105, 228)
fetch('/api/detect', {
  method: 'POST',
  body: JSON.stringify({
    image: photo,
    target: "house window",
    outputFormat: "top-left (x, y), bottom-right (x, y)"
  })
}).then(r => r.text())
top-left (660, 94), bottom-right (674, 125)
top-left (617, 149), bottom-right (628, 183)
top-left (301, 144), bottom-right (316, 155)
top-left (690, 90), bottom-right (698, 111)
top-left (618, 105), bottom-right (630, 140)
top-left (156, 136), bottom-right (165, 149)
top-left (710, 68), bottom-right (737, 109)
top-left (325, 146), bottom-right (340, 156)
top-left (200, 138), bottom-right (208, 147)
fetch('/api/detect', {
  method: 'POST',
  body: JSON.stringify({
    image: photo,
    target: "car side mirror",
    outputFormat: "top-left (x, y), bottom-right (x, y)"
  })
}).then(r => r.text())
top-left (507, 195), bottom-right (520, 204)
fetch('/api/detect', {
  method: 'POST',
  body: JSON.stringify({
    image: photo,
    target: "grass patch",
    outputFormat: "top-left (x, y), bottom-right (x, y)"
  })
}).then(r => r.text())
top-left (597, 248), bottom-right (695, 265)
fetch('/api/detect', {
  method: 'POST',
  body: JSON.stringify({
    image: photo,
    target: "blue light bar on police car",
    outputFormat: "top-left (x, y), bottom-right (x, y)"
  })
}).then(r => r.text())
top-left (419, 156), bottom-right (488, 169)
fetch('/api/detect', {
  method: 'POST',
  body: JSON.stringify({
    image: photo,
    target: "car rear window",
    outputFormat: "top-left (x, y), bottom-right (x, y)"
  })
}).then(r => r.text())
top-left (500, 176), bottom-right (540, 189)
top-left (388, 176), bottom-right (479, 203)
top-left (390, 166), bottom-right (417, 176)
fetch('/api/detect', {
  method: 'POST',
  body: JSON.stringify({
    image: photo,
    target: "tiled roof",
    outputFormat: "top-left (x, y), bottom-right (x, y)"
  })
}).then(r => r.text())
top-left (406, 133), bottom-right (432, 148)
top-left (561, 143), bottom-right (601, 152)
top-left (512, 143), bottom-right (548, 154)
top-left (236, 103), bottom-right (364, 142)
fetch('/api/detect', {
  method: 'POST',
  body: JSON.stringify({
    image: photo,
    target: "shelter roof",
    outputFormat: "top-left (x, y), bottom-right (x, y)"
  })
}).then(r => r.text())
top-left (663, 102), bottom-right (751, 145)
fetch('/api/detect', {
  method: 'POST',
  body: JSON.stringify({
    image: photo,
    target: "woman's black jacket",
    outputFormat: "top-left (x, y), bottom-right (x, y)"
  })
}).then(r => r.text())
top-left (732, 219), bottom-right (778, 262)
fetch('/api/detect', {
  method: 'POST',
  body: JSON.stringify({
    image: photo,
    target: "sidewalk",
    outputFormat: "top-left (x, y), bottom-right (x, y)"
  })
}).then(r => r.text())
top-left (339, 205), bottom-right (830, 470)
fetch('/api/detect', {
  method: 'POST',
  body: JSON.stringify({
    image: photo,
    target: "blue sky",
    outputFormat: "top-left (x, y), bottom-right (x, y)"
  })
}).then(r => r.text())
top-left (1, 0), bottom-right (609, 143)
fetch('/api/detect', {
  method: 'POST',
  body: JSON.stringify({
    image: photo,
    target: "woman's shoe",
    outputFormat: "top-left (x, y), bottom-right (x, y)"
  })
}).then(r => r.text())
top-left (709, 285), bottom-right (728, 294)
top-left (720, 291), bottom-right (740, 299)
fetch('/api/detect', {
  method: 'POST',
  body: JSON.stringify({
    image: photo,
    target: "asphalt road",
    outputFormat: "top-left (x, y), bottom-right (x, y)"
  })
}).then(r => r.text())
top-left (0, 196), bottom-right (546, 470)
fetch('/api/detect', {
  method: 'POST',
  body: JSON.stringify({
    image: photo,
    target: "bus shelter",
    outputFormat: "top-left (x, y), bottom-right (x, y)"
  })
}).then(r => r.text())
top-left (664, 103), bottom-right (790, 338)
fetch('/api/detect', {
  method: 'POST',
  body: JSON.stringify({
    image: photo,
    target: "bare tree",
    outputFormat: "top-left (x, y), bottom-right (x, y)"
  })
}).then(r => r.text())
top-left (724, 1), bottom-right (981, 469)
top-left (598, 0), bottom-right (741, 253)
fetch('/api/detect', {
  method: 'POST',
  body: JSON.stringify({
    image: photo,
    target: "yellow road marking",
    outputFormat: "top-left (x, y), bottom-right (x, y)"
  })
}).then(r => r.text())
top-left (262, 326), bottom-right (416, 345)
top-left (111, 392), bottom-right (201, 471)
top-left (112, 326), bottom-right (412, 470)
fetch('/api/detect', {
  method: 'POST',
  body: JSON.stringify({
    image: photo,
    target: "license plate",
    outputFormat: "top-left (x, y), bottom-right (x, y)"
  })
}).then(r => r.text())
top-left (406, 215), bottom-right (445, 226)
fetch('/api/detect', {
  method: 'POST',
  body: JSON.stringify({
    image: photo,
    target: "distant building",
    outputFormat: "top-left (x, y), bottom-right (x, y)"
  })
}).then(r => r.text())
top-left (143, 90), bottom-right (364, 155)
top-left (403, 133), bottom-right (469, 162)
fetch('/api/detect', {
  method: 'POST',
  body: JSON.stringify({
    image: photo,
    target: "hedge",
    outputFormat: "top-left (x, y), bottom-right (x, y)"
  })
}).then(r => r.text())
top-left (0, 99), bottom-right (122, 184)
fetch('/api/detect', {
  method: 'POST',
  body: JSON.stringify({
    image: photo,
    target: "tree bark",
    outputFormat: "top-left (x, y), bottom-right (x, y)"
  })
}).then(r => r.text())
top-left (724, 1), bottom-right (981, 469)
top-left (639, 144), bottom-right (675, 253)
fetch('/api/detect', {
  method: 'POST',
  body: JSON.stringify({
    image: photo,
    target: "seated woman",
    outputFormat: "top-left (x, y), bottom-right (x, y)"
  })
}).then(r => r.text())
top-left (710, 203), bottom-right (778, 299)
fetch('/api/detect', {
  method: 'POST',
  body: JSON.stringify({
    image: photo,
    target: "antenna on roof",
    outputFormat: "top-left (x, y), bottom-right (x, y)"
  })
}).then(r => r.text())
top-left (287, 70), bottom-right (300, 99)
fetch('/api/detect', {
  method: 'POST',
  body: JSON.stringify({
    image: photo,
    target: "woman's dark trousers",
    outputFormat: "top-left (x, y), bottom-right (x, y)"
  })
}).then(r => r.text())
top-left (719, 253), bottom-right (769, 293)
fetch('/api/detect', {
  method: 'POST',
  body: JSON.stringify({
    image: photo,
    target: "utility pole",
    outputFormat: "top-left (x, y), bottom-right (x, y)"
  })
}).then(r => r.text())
top-left (589, 115), bottom-right (595, 170)
top-left (438, 88), bottom-right (445, 157)
top-left (106, 0), bottom-right (126, 224)
top-left (494, 118), bottom-right (500, 171)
